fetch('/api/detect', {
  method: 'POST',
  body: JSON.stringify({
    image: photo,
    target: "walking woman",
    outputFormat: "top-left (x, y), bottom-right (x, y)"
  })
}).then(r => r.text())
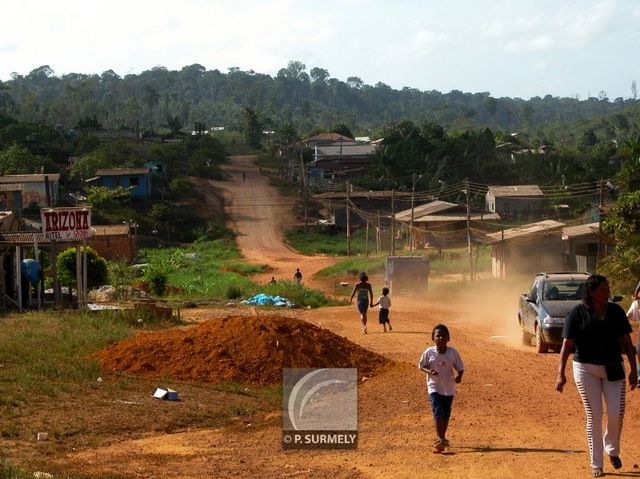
top-left (555, 274), bottom-right (637, 477)
top-left (349, 272), bottom-right (374, 334)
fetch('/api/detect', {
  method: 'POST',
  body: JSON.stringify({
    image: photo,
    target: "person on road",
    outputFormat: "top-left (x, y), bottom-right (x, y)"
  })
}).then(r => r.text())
top-left (373, 287), bottom-right (392, 332)
top-left (349, 272), bottom-right (373, 333)
top-left (242, 172), bottom-right (246, 182)
top-left (294, 268), bottom-right (302, 286)
top-left (418, 324), bottom-right (464, 453)
top-left (555, 274), bottom-right (637, 478)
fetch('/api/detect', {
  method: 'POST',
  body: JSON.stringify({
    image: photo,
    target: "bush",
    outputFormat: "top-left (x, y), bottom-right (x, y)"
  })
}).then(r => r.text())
top-left (145, 267), bottom-right (168, 296)
top-left (226, 286), bottom-right (243, 300)
top-left (57, 246), bottom-right (109, 289)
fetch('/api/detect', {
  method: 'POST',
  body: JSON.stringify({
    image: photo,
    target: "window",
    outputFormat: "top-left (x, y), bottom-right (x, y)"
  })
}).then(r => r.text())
top-left (130, 177), bottom-right (140, 187)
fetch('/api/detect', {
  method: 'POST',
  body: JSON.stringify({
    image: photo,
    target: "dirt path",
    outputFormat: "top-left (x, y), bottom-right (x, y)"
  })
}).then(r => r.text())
top-left (60, 156), bottom-right (640, 478)
top-left (199, 155), bottom-right (338, 290)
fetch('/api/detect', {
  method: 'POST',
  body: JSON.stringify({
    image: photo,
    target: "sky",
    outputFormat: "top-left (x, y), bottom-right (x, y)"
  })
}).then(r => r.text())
top-left (1, 0), bottom-right (639, 100)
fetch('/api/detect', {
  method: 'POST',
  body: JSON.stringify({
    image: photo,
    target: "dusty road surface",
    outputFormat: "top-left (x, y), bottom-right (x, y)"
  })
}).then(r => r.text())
top-left (59, 156), bottom-right (640, 478)
top-left (196, 154), bottom-right (336, 290)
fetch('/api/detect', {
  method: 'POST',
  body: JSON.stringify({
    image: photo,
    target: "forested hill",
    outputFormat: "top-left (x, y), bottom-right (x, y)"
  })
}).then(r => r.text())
top-left (0, 62), bottom-right (638, 136)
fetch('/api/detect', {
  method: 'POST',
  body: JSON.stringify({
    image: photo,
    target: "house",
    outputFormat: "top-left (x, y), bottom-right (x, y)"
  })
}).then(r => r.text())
top-left (302, 133), bottom-right (355, 147)
top-left (0, 174), bottom-right (60, 207)
top-left (144, 160), bottom-right (167, 178)
top-left (562, 222), bottom-right (612, 272)
top-left (485, 185), bottom-right (544, 218)
top-left (92, 168), bottom-right (152, 197)
top-left (307, 143), bottom-right (378, 184)
top-left (485, 220), bottom-right (565, 279)
top-left (88, 224), bottom-right (137, 262)
top-left (395, 200), bottom-right (501, 250)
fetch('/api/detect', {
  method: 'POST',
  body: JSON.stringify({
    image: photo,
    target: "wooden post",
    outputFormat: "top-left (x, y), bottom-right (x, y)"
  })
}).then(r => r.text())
top-left (390, 189), bottom-right (395, 256)
top-left (464, 179), bottom-right (473, 280)
top-left (346, 182), bottom-right (351, 257)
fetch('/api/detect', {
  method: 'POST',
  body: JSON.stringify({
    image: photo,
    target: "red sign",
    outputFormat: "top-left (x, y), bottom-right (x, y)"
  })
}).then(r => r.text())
top-left (41, 208), bottom-right (92, 240)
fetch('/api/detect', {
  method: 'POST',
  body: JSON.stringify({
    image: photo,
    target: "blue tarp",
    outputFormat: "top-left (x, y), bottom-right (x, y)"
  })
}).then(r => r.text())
top-left (242, 293), bottom-right (296, 308)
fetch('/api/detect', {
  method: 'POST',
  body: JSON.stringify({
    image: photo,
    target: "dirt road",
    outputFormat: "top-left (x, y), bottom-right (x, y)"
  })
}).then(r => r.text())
top-left (202, 155), bottom-right (335, 289)
top-left (63, 156), bottom-right (640, 478)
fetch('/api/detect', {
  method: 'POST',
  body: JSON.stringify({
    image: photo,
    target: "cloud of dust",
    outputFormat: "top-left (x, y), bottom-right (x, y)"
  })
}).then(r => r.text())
top-left (394, 275), bottom-right (534, 351)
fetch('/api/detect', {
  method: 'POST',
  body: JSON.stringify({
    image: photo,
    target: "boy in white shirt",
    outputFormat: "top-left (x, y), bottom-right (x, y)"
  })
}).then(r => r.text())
top-left (418, 324), bottom-right (464, 453)
top-left (373, 287), bottom-right (392, 332)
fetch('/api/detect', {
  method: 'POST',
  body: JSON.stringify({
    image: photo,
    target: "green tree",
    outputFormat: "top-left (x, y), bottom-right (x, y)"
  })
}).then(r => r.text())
top-left (0, 144), bottom-right (41, 174)
top-left (57, 246), bottom-right (109, 290)
top-left (600, 190), bottom-right (640, 290)
top-left (86, 186), bottom-right (133, 210)
top-left (242, 106), bottom-right (262, 149)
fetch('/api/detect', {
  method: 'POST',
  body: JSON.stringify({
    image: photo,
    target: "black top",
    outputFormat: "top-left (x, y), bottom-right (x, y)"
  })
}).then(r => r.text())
top-left (562, 302), bottom-right (631, 365)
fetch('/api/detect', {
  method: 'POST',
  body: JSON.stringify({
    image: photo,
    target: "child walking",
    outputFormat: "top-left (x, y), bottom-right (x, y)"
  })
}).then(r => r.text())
top-left (418, 324), bottom-right (464, 453)
top-left (373, 287), bottom-right (392, 332)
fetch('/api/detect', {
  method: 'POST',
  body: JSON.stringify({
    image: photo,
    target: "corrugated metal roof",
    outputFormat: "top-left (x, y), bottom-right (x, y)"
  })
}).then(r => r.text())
top-left (562, 222), bottom-right (600, 239)
top-left (315, 145), bottom-right (377, 156)
top-left (395, 201), bottom-right (457, 221)
top-left (414, 212), bottom-right (501, 222)
top-left (487, 185), bottom-right (543, 197)
top-left (91, 225), bottom-right (129, 235)
top-left (485, 219), bottom-right (564, 243)
top-left (0, 174), bottom-right (61, 183)
top-left (0, 232), bottom-right (80, 244)
top-left (95, 168), bottom-right (151, 176)
top-left (0, 224), bottom-right (129, 244)
top-left (303, 133), bottom-right (354, 143)
top-left (313, 190), bottom-right (414, 200)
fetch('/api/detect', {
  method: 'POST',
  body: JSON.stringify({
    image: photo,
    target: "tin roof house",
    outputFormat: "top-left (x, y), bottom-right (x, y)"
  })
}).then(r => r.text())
top-left (91, 168), bottom-right (152, 197)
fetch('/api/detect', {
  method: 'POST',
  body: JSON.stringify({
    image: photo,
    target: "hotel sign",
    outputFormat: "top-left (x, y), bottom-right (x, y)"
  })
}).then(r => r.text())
top-left (41, 208), bottom-right (92, 240)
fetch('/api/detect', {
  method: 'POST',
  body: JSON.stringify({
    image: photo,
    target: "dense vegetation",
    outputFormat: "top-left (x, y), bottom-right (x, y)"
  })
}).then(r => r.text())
top-left (2, 62), bottom-right (640, 141)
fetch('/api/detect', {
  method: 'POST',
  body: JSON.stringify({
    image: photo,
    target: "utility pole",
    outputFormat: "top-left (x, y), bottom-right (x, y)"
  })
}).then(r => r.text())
top-left (299, 148), bottom-right (308, 232)
top-left (390, 189), bottom-right (395, 256)
top-left (365, 220), bottom-right (369, 258)
top-left (464, 179), bottom-right (473, 280)
top-left (376, 210), bottom-right (381, 253)
top-left (596, 179), bottom-right (604, 268)
top-left (346, 182), bottom-right (351, 257)
top-left (409, 173), bottom-right (421, 254)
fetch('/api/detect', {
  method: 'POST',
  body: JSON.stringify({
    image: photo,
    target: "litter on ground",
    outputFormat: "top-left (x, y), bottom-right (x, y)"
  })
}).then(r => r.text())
top-left (242, 293), bottom-right (296, 308)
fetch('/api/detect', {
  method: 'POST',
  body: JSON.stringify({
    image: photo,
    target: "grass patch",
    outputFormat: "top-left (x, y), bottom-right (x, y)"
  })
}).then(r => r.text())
top-left (0, 311), bottom-right (131, 396)
top-left (315, 256), bottom-right (387, 279)
top-left (139, 239), bottom-right (335, 308)
top-left (285, 226), bottom-right (375, 256)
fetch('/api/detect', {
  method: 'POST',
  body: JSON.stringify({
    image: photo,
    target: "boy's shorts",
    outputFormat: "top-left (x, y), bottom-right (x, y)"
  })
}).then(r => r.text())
top-left (429, 392), bottom-right (454, 419)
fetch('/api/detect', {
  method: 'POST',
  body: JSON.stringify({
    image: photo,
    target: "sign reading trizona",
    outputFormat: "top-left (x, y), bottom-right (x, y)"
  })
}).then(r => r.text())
top-left (40, 207), bottom-right (92, 240)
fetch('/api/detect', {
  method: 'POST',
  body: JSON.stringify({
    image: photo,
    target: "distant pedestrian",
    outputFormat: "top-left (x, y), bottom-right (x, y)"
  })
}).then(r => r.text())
top-left (349, 272), bottom-right (373, 333)
top-left (242, 172), bottom-right (246, 182)
top-left (294, 268), bottom-right (302, 286)
top-left (418, 324), bottom-right (464, 453)
top-left (268, 276), bottom-right (277, 285)
top-left (373, 287), bottom-right (392, 332)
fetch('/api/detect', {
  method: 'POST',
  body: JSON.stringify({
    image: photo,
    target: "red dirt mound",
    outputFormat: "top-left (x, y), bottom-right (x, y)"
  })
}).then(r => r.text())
top-left (93, 315), bottom-right (392, 385)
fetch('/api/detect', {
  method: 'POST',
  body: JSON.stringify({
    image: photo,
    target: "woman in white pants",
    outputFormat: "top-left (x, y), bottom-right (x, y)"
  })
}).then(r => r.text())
top-left (556, 274), bottom-right (637, 478)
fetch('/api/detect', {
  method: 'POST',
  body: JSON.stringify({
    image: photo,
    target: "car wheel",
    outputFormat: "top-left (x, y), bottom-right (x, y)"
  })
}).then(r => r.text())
top-left (535, 326), bottom-right (549, 354)
top-left (522, 329), bottom-right (534, 346)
